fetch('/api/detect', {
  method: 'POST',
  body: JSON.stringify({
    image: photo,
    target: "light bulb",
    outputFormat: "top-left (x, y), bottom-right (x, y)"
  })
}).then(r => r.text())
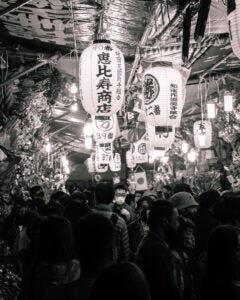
top-left (188, 149), bottom-right (197, 162)
top-left (45, 143), bottom-right (51, 153)
top-left (224, 92), bottom-right (233, 112)
top-left (182, 142), bottom-right (189, 154)
top-left (65, 166), bottom-right (70, 174)
top-left (85, 136), bottom-right (92, 149)
top-left (83, 121), bottom-right (94, 137)
top-left (207, 102), bottom-right (216, 118)
top-left (71, 102), bottom-right (78, 112)
top-left (70, 82), bottom-right (78, 94)
top-left (162, 156), bottom-right (169, 163)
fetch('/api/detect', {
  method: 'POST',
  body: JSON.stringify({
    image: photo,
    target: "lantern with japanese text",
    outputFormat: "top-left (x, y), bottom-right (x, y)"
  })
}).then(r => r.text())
top-left (95, 161), bottom-right (108, 173)
top-left (131, 140), bottom-right (148, 163)
top-left (228, 0), bottom-right (240, 59)
top-left (143, 62), bottom-right (183, 127)
top-left (194, 120), bottom-right (212, 149)
top-left (109, 152), bottom-right (121, 172)
top-left (147, 124), bottom-right (175, 150)
top-left (95, 142), bottom-right (113, 165)
top-left (92, 114), bottom-right (118, 143)
top-left (79, 39), bottom-right (125, 116)
top-left (126, 150), bottom-right (136, 169)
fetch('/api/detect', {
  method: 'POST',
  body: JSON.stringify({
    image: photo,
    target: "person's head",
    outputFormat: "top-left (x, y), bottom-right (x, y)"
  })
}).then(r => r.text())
top-left (95, 182), bottom-right (114, 205)
top-left (29, 186), bottom-right (44, 201)
top-left (198, 189), bottom-right (220, 210)
top-left (173, 183), bottom-right (193, 195)
top-left (125, 194), bottom-right (137, 210)
top-left (75, 213), bottom-right (114, 276)
top-left (90, 262), bottom-right (151, 300)
top-left (142, 189), bottom-right (158, 201)
top-left (114, 184), bottom-right (128, 205)
top-left (64, 200), bottom-right (90, 227)
top-left (83, 190), bottom-right (95, 207)
top-left (169, 192), bottom-right (198, 218)
top-left (135, 191), bottom-right (142, 203)
top-left (163, 185), bottom-right (173, 199)
top-left (206, 225), bottom-right (240, 279)
top-left (138, 196), bottom-right (155, 214)
top-left (70, 191), bottom-right (87, 203)
top-left (35, 215), bottom-right (75, 264)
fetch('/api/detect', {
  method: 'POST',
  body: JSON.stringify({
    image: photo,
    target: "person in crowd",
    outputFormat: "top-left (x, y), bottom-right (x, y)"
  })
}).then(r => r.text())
top-left (136, 200), bottom-right (193, 300)
top-left (163, 184), bottom-right (174, 199)
top-left (64, 200), bottom-right (90, 228)
top-left (43, 213), bottom-right (115, 300)
top-left (200, 225), bottom-right (240, 300)
top-left (49, 190), bottom-right (70, 208)
top-left (90, 262), bottom-right (151, 300)
top-left (134, 191), bottom-right (143, 205)
top-left (173, 183), bottom-right (194, 195)
top-left (28, 186), bottom-right (45, 213)
top-left (194, 189), bottom-right (220, 258)
top-left (93, 182), bottom-right (129, 262)
top-left (125, 194), bottom-right (137, 211)
top-left (142, 189), bottom-right (158, 201)
top-left (83, 189), bottom-right (95, 208)
top-left (20, 215), bottom-right (80, 300)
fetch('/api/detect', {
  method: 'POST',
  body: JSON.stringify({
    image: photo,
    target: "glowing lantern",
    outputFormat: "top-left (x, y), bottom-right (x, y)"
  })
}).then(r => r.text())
top-left (228, 0), bottom-right (240, 59)
top-left (85, 136), bottom-right (93, 150)
top-left (224, 91), bottom-right (233, 112)
top-left (194, 120), bottom-right (212, 149)
top-left (96, 142), bottom-right (112, 165)
top-left (207, 101), bottom-right (216, 119)
top-left (109, 152), bottom-right (121, 172)
top-left (147, 124), bottom-right (175, 150)
top-left (188, 149), bottom-right (197, 162)
top-left (79, 39), bottom-right (125, 116)
top-left (143, 62), bottom-right (183, 127)
top-left (131, 140), bottom-right (148, 163)
top-left (92, 114), bottom-right (117, 143)
top-left (126, 150), bottom-right (136, 169)
top-left (182, 141), bottom-right (189, 153)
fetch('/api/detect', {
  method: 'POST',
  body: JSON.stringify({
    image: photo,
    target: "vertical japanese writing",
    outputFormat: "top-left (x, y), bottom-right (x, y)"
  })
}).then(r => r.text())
top-left (169, 83), bottom-right (178, 120)
top-left (115, 50), bottom-right (122, 101)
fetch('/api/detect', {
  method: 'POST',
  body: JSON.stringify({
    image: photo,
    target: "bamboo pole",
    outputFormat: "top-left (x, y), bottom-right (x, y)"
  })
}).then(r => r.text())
top-left (0, 0), bottom-right (33, 17)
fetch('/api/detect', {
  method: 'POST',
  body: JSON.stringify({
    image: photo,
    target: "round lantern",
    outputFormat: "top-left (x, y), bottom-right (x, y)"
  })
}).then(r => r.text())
top-left (126, 150), bottom-right (136, 169)
top-left (79, 39), bottom-right (125, 116)
top-left (228, 0), bottom-right (240, 59)
top-left (131, 140), bottom-right (149, 163)
top-left (143, 62), bottom-right (183, 127)
top-left (147, 123), bottom-right (175, 150)
top-left (109, 152), bottom-right (121, 172)
top-left (92, 114), bottom-right (117, 143)
top-left (96, 142), bottom-right (113, 165)
top-left (194, 120), bottom-right (212, 149)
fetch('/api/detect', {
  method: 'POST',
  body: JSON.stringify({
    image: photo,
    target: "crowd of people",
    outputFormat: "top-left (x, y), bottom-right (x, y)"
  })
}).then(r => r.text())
top-left (1, 181), bottom-right (240, 300)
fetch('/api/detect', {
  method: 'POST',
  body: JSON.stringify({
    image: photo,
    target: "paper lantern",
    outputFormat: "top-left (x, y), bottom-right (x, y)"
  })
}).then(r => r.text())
top-left (228, 0), bottom-right (240, 59)
top-left (126, 150), bottom-right (136, 169)
top-left (207, 101), bottom-right (216, 119)
top-left (109, 152), bottom-right (121, 172)
top-left (79, 39), bottom-right (125, 116)
top-left (147, 124), bottom-right (175, 150)
top-left (96, 142), bottom-right (113, 164)
top-left (224, 91), bottom-right (233, 112)
top-left (131, 140), bottom-right (148, 163)
top-left (92, 114), bottom-right (117, 143)
top-left (194, 120), bottom-right (212, 149)
top-left (95, 161), bottom-right (108, 173)
top-left (143, 62), bottom-right (183, 127)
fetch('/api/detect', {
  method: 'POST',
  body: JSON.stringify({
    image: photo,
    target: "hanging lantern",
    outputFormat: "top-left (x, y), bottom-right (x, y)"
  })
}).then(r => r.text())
top-left (188, 149), bottom-right (197, 162)
top-left (143, 62), bottom-right (183, 127)
top-left (96, 142), bottom-right (112, 165)
top-left (227, 1), bottom-right (240, 59)
top-left (147, 123), bottom-right (175, 150)
top-left (182, 141), bottom-right (189, 153)
top-left (126, 150), bottom-right (136, 169)
top-left (84, 154), bottom-right (96, 173)
top-left (85, 136), bottom-right (93, 150)
top-left (207, 101), bottom-right (216, 119)
top-left (131, 140), bottom-right (148, 163)
top-left (79, 39), bottom-right (125, 116)
top-left (95, 161), bottom-right (108, 173)
top-left (149, 148), bottom-right (166, 159)
top-left (194, 120), bottom-right (212, 149)
top-left (92, 114), bottom-right (117, 143)
top-left (109, 152), bottom-right (121, 172)
top-left (224, 91), bottom-right (233, 112)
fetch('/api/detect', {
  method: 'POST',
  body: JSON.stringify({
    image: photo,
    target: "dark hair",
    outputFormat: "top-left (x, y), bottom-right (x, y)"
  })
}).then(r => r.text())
top-left (214, 193), bottom-right (240, 224)
top-left (114, 183), bottom-right (128, 192)
top-left (29, 186), bottom-right (44, 199)
top-left (64, 201), bottom-right (90, 226)
top-left (95, 182), bottom-right (114, 204)
top-left (148, 200), bottom-right (174, 232)
top-left (50, 190), bottom-right (67, 202)
top-left (90, 262), bottom-right (150, 300)
top-left (173, 183), bottom-right (193, 195)
top-left (70, 191), bottom-right (87, 202)
top-left (198, 189), bottom-right (220, 209)
top-left (125, 194), bottom-right (135, 206)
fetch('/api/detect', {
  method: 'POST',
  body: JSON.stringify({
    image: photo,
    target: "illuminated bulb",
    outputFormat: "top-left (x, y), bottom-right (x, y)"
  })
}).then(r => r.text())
top-left (198, 134), bottom-right (206, 146)
top-left (70, 82), bottom-right (78, 94)
top-left (83, 121), bottom-right (94, 137)
top-left (188, 149), bottom-right (197, 162)
top-left (65, 166), bottom-right (70, 174)
top-left (61, 155), bottom-right (67, 163)
top-left (182, 142), bottom-right (189, 154)
top-left (71, 102), bottom-right (78, 112)
top-left (45, 143), bottom-right (51, 153)
top-left (162, 156), bottom-right (169, 163)
top-left (62, 158), bottom-right (69, 168)
top-left (224, 92), bottom-right (233, 112)
top-left (207, 102), bottom-right (216, 118)
top-left (85, 136), bottom-right (92, 149)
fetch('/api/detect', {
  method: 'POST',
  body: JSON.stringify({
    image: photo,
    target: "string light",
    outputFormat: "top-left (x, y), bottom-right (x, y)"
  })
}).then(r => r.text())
top-left (70, 81), bottom-right (78, 94)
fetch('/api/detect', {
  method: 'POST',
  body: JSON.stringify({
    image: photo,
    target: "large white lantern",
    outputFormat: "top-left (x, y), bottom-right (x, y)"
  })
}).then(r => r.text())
top-left (96, 142), bottom-right (113, 164)
top-left (79, 39), bottom-right (125, 116)
top-left (194, 120), bottom-right (212, 149)
top-left (126, 150), bottom-right (136, 169)
top-left (92, 114), bottom-right (117, 143)
top-left (109, 152), bottom-right (121, 172)
top-left (147, 123), bottom-right (175, 150)
top-left (143, 62), bottom-right (183, 127)
top-left (131, 140), bottom-right (148, 163)
top-left (228, 0), bottom-right (240, 59)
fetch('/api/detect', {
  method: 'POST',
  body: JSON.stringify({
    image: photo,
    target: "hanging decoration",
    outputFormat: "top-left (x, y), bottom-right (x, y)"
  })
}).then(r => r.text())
top-left (126, 150), bottom-right (136, 169)
top-left (182, 141), bottom-right (189, 153)
top-left (95, 142), bottom-right (113, 165)
top-left (207, 100), bottom-right (216, 119)
top-left (143, 62), bottom-right (183, 127)
top-left (84, 153), bottom-right (96, 173)
top-left (224, 90), bottom-right (233, 112)
top-left (92, 114), bottom-right (117, 143)
top-left (109, 152), bottom-right (121, 172)
top-left (194, 120), bottom-right (212, 149)
top-left (227, 0), bottom-right (240, 59)
top-left (95, 161), bottom-right (108, 173)
top-left (134, 165), bottom-right (148, 191)
top-left (131, 139), bottom-right (148, 163)
top-left (147, 123), bottom-right (175, 150)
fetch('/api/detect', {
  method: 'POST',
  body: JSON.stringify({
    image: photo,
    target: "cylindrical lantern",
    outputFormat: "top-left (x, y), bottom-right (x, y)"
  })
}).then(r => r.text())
top-left (79, 39), bottom-right (125, 116)
top-left (207, 101), bottom-right (216, 119)
top-left (92, 114), bottom-right (117, 143)
top-left (143, 62), bottom-right (183, 127)
top-left (194, 120), bottom-right (212, 148)
top-left (96, 142), bottom-right (112, 164)
top-left (109, 152), bottom-right (121, 172)
top-left (227, 1), bottom-right (240, 59)
top-left (224, 91), bottom-right (233, 112)
top-left (147, 124), bottom-right (175, 150)
top-left (131, 140), bottom-right (148, 163)
top-left (126, 150), bottom-right (136, 169)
